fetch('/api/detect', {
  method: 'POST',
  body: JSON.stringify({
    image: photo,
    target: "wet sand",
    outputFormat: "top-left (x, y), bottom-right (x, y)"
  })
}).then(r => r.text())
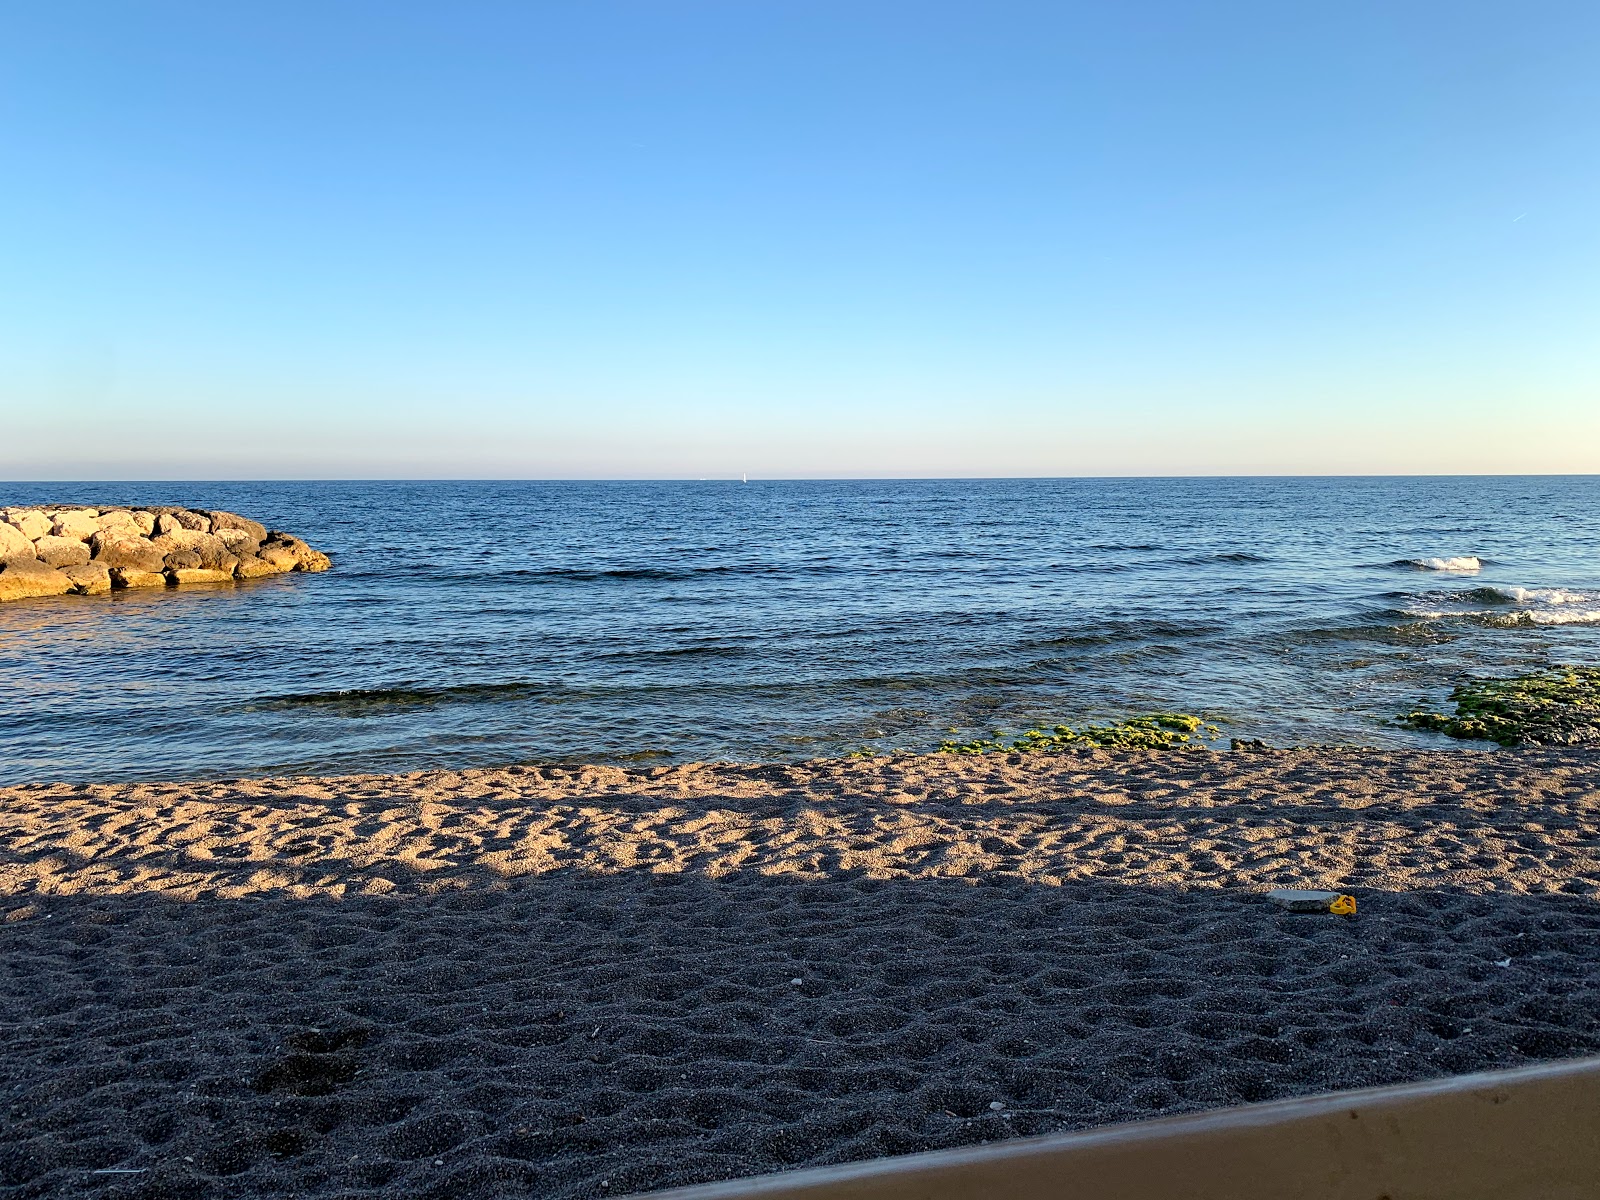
top-left (2, 748), bottom-right (1598, 1198)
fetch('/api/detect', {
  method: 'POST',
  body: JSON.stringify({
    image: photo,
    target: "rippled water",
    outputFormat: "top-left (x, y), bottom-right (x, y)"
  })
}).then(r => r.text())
top-left (4, 477), bottom-right (1599, 783)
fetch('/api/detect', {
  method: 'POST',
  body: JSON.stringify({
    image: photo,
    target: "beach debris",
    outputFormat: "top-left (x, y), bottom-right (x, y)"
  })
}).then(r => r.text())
top-left (1400, 666), bottom-right (1600, 747)
top-left (988, 1101), bottom-right (1005, 1111)
top-left (90, 1168), bottom-right (147, 1175)
top-left (939, 713), bottom-right (1219, 755)
top-left (1266, 888), bottom-right (1355, 914)
top-left (791, 977), bottom-right (803, 985)
top-left (1494, 958), bottom-right (1512, 968)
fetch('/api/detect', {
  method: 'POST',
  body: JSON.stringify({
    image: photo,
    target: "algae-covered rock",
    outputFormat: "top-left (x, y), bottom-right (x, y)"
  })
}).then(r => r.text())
top-left (1400, 667), bottom-right (1600, 747)
top-left (939, 713), bottom-right (1219, 755)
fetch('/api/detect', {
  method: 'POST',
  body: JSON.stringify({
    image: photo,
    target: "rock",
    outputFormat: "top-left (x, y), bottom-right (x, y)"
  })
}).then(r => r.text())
top-left (3, 504), bottom-right (328, 601)
top-left (164, 528), bottom-right (232, 569)
top-left (111, 568), bottom-right (167, 590)
top-left (160, 508), bottom-right (209, 534)
top-left (257, 543), bottom-right (302, 572)
top-left (95, 510), bottom-right (141, 536)
top-left (0, 522), bottom-right (37, 565)
top-left (1265, 888), bottom-right (1344, 913)
top-left (51, 510), bottom-right (101, 541)
top-left (207, 511), bottom-right (268, 542)
top-left (6, 510), bottom-right (52, 541)
top-left (93, 536), bottom-right (166, 573)
top-left (32, 535), bottom-right (92, 568)
top-left (61, 562), bottom-right (112, 595)
top-left (0, 559), bottom-right (73, 601)
top-left (234, 554), bottom-right (287, 579)
top-left (167, 567), bottom-right (235, 586)
top-left (215, 526), bottom-right (261, 556)
top-left (261, 534), bottom-right (331, 572)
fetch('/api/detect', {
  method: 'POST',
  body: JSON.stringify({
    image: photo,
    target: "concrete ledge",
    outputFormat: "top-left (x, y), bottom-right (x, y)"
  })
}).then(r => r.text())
top-left (642, 1057), bottom-right (1600, 1200)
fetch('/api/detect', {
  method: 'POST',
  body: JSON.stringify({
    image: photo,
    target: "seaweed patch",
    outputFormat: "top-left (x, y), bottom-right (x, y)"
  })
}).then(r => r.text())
top-left (938, 713), bottom-right (1218, 755)
top-left (1400, 666), bottom-right (1600, 747)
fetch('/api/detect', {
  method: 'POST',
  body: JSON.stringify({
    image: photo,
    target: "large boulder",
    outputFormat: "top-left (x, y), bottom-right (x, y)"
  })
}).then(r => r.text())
top-left (260, 533), bottom-right (331, 572)
top-left (215, 526), bottom-right (261, 556)
top-left (235, 554), bottom-right (289, 579)
top-left (163, 550), bottom-right (203, 570)
top-left (156, 510), bottom-right (211, 534)
top-left (93, 536), bottom-right (166, 573)
top-left (163, 528), bottom-right (233, 569)
top-left (0, 559), bottom-right (72, 601)
top-left (0, 522), bottom-right (36, 565)
top-left (131, 510), bottom-right (157, 536)
top-left (33, 535), bottom-right (92, 568)
top-left (168, 567), bottom-right (235, 586)
top-left (51, 509), bottom-right (101, 541)
top-left (207, 511), bottom-right (268, 542)
top-left (95, 509), bottom-right (142, 537)
top-left (61, 562), bottom-right (112, 595)
top-left (6, 510), bottom-right (52, 540)
top-left (110, 568), bottom-right (166, 589)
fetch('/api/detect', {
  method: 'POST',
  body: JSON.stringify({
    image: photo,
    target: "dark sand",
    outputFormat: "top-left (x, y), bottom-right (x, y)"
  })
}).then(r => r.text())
top-left (2, 748), bottom-right (1598, 1198)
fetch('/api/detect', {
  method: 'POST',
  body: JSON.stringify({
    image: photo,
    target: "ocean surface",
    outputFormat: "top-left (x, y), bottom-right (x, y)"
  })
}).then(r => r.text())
top-left (4, 477), bottom-right (1599, 784)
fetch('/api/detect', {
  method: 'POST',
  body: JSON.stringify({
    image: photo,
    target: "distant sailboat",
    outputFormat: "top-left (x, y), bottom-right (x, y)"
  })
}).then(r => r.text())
top-left (742, 473), bottom-right (748, 483)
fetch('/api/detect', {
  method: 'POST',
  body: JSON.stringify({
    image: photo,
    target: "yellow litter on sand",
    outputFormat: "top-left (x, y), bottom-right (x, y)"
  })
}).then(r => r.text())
top-left (1330, 895), bottom-right (1357, 915)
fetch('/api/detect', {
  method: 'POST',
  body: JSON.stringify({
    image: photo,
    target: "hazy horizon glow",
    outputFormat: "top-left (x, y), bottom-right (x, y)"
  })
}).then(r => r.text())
top-left (3, 2), bottom-right (1598, 480)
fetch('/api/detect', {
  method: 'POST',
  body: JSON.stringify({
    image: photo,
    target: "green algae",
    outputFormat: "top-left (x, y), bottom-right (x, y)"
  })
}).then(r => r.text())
top-left (938, 713), bottom-right (1218, 755)
top-left (1400, 666), bottom-right (1600, 747)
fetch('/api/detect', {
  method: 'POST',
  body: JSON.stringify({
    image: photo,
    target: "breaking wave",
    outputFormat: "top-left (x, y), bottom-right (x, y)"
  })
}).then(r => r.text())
top-left (1392, 556), bottom-right (1482, 572)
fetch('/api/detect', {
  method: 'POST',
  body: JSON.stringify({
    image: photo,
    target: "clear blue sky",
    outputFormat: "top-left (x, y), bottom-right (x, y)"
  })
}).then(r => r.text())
top-left (3, 2), bottom-right (1597, 478)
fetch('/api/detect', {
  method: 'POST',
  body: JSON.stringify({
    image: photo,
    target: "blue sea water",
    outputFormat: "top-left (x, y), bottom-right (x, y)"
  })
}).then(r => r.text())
top-left (3, 477), bottom-right (1599, 784)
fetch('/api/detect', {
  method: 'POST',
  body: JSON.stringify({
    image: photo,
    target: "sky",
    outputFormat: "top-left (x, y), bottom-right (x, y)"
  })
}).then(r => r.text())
top-left (2, 2), bottom-right (1598, 479)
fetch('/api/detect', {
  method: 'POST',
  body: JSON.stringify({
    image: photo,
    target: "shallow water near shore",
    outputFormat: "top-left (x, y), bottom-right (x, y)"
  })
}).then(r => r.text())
top-left (3, 476), bottom-right (1599, 783)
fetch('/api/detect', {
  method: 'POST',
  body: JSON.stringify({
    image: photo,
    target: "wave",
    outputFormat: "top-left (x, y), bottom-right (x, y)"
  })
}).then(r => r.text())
top-left (1398, 582), bottom-right (1600, 628)
top-left (506, 562), bottom-right (840, 583)
top-left (1479, 586), bottom-right (1593, 606)
top-left (1391, 556), bottom-right (1482, 572)
top-left (1471, 609), bottom-right (1600, 628)
top-left (241, 681), bottom-right (548, 712)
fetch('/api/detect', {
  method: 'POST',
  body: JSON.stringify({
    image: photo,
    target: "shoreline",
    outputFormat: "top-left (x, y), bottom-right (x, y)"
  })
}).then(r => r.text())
top-left (4, 748), bottom-right (1598, 1197)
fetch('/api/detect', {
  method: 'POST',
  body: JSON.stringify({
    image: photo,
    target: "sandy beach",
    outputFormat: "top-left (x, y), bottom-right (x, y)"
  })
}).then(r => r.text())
top-left (3, 747), bottom-right (1599, 1198)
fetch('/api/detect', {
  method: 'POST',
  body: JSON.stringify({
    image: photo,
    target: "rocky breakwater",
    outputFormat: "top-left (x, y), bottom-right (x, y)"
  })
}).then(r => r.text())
top-left (0, 506), bottom-right (330, 602)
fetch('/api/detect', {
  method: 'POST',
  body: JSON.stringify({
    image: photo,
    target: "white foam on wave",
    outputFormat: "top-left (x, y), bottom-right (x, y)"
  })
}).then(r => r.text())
top-left (1486, 586), bottom-right (1591, 606)
top-left (1400, 583), bottom-right (1600, 627)
top-left (1412, 556), bottom-right (1482, 572)
top-left (1516, 608), bottom-right (1600, 626)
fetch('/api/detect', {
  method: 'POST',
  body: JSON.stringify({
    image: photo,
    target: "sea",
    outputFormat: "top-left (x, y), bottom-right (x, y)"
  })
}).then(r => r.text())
top-left (3, 477), bottom-right (1599, 784)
